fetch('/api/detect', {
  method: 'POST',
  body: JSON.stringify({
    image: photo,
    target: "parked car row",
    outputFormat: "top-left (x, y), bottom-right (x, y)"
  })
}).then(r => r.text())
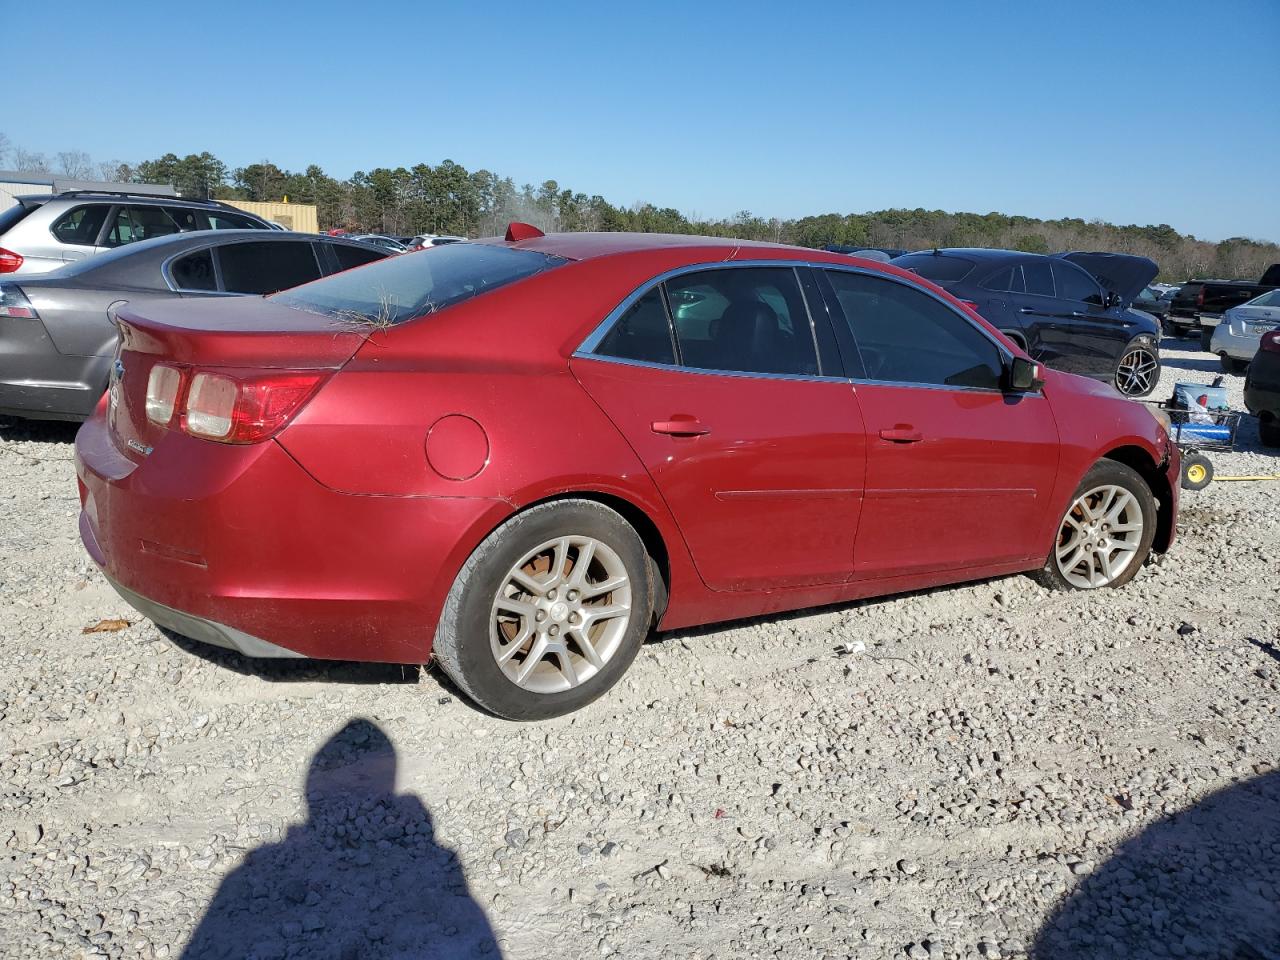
top-left (70, 225), bottom-right (1181, 719)
top-left (0, 230), bottom-right (388, 420)
top-left (888, 248), bottom-right (1162, 397)
top-left (0, 189), bottom-right (273, 275)
top-left (1170, 262), bottom-right (1280, 348)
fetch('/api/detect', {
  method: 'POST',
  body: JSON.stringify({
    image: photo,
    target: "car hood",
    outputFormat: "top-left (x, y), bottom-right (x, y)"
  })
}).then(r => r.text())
top-left (1060, 252), bottom-right (1159, 304)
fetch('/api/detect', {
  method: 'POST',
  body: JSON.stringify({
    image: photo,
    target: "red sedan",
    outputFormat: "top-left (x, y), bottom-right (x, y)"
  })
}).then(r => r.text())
top-left (75, 226), bottom-right (1180, 719)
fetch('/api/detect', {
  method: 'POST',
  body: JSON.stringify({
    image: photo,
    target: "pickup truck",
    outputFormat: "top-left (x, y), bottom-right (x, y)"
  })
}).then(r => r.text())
top-left (1169, 263), bottom-right (1280, 347)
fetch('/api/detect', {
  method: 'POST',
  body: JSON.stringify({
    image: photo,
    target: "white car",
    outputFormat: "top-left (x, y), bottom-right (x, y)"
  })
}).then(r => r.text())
top-left (408, 234), bottom-right (465, 250)
top-left (1210, 289), bottom-right (1280, 374)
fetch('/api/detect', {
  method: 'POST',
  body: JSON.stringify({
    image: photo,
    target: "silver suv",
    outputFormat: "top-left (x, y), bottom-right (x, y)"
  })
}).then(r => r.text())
top-left (0, 190), bottom-right (272, 276)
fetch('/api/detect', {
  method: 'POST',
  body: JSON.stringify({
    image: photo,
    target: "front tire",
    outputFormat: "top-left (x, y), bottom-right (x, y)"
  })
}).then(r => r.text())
top-left (1114, 337), bottom-right (1161, 398)
top-left (432, 499), bottom-right (655, 721)
top-left (1036, 460), bottom-right (1157, 591)
top-left (1258, 417), bottom-right (1280, 449)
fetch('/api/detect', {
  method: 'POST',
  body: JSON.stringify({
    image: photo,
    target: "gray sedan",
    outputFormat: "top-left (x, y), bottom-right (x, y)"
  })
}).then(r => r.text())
top-left (0, 231), bottom-right (388, 421)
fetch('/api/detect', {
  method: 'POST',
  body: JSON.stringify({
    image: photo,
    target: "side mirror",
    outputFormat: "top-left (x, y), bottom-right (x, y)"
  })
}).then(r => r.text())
top-left (1105, 291), bottom-right (1122, 308)
top-left (1007, 356), bottom-right (1044, 392)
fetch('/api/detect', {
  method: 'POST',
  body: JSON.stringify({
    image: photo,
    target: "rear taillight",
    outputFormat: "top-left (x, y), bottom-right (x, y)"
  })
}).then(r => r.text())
top-left (145, 364), bottom-right (183, 425)
top-left (1196, 288), bottom-right (1205, 307)
top-left (182, 370), bottom-right (327, 443)
top-left (0, 282), bottom-right (37, 318)
top-left (0, 248), bottom-right (23, 274)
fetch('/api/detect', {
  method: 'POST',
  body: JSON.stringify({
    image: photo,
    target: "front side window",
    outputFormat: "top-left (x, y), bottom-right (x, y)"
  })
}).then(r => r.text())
top-left (271, 241), bottom-right (565, 325)
top-left (169, 249), bottom-right (217, 291)
top-left (595, 287), bottom-right (677, 366)
top-left (217, 241), bottom-right (322, 294)
top-left (664, 268), bottom-right (818, 376)
top-left (51, 205), bottom-right (110, 245)
top-left (165, 207), bottom-right (203, 232)
top-left (330, 242), bottom-right (386, 272)
top-left (825, 271), bottom-right (1004, 390)
top-left (207, 210), bottom-right (265, 230)
top-left (1052, 261), bottom-right (1103, 304)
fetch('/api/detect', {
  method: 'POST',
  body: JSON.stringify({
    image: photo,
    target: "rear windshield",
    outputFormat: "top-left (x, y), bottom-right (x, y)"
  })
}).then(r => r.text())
top-left (0, 202), bottom-right (38, 236)
top-left (271, 242), bottom-right (566, 325)
top-left (891, 253), bottom-right (976, 285)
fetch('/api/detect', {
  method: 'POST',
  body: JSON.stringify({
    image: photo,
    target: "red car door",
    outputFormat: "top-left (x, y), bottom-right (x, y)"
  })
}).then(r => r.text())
top-left (572, 267), bottom-right (866, 592)
top-left (820, 269), bottom-right (1061, 579)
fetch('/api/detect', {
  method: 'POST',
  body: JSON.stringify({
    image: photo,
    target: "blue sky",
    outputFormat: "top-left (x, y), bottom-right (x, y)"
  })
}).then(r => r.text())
top-left (4, 0), bottom-right (1277, 242)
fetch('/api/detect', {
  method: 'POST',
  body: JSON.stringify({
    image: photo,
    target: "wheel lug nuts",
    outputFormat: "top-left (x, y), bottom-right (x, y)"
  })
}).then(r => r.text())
top-left (535, 611), bottom-right (546, 622)
top-left (549, 625), bottom-right (560, 636)
top-left (547, 589), bottom-right (557, 600)
top-left (567, 590), bottom-right (578, 601)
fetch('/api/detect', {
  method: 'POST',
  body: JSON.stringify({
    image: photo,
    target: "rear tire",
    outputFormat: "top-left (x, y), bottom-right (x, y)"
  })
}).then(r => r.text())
top-left (1259, 417), bottom-right (1280, 449)
top-left (1219, 353), bottom-right (1249, 375)
top-left (1036, 460), bottom-right (1157, 592)
top-left (1199, 328), bottom-right (1213, 351)
top-left (432, 499), bottom-right (655, 721)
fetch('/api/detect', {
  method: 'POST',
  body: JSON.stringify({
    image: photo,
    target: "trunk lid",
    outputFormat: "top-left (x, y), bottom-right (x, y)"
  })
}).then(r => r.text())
top-left (108, 296), bottom-right (367, 462)
top-left (1060, 252), bottom-right (1159, 305)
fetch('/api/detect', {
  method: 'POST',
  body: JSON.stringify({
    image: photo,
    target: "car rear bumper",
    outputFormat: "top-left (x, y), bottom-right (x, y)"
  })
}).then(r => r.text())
top-left (75, 414), bottom-right (505, 664)
top-left (1244, 355), bottom-right (1280, 417)
top-left (1210, 325), bottom-right (1263, 361)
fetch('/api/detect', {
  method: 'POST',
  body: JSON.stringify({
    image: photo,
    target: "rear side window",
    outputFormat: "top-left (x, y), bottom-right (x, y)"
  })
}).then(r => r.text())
top-left (51, 205), bottom-right (110, 245)
top-left (595, 288), bottom-right (677, 366)
top-left (1023, 260), bottom-right (1055, 297)
top-left (207, 210), bottom-right (265, 230)
top-left (664, 267), bottom-right (818, 376)
top-left (331, 243), bottom-right (386, 272)
top-left (271, 242), bottom-right (565, 325)
top-left (170, 249), bottom-right (217, 291)
top-left (218, 241), bottom-right (322, 294)
top-left (1052, 261), bottom-right (1103, 303)
top-left (891, 253), bottom-right (975, 284)
top-left (103, 206), bottom-right (181, 247)
top-left (983, 265), bottom-right (1025, 293)
top-left (826, 271), bottom-right (1003, 390)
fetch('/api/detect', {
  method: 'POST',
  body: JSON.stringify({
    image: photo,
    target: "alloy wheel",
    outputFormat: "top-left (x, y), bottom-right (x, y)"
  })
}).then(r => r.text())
top-left (1054, 484), bottom-right (1145, 588)
top-left (1115, 346), bottom-right (1159, 396)
top-left (489, 535), bottom-right (632, 693)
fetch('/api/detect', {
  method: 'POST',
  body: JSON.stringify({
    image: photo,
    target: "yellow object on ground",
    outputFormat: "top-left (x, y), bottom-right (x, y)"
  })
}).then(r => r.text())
top-left (1212, 474), bottom-right (1280, 482)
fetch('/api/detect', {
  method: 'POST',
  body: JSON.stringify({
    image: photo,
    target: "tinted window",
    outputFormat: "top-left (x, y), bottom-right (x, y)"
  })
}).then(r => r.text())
top-left (170, 249), bottom-right (217, 291)
top-left (331, 242), bottom-right (386, 272)
top-left (51, 205), bottom-right (110, 245)
top-left (664, 268), bottom-right (818, 376)
top-left (1052, 261), bottom-right (1102, 303)
top-left (1023, 260), bottom-right (1055, 297)
top-left (218, 241), bottom-right (322, 294)
top-left (103, 206), bottom-right (181, 247)
top-left (891, 253), bottom-right (975, 284)
top-left (165, 207), bottom-right (203, 232)
top-left (271, 242), bottom-right (564, 325)
top-left (207, 210), bottom-right (264, 230)
top-left (0, 203), bottom-right (38, 236)
top-left (595, 287), bottom-right (677, 365)
top-left (982, 267), bottom-right (1014, 292)
top-left (826, 271), bottom-right (1003, 390)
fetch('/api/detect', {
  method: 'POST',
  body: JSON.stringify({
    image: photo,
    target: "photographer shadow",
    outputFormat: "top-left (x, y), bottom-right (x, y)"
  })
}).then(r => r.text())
top-left (1033, 770), bottom-right (1280, 958)
top-left (182, 718), bottom-right (501, 959)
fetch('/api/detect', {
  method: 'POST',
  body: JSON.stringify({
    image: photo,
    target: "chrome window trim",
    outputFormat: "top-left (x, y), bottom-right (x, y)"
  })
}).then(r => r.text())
top-left (570, 350), bottom-right (850, 384)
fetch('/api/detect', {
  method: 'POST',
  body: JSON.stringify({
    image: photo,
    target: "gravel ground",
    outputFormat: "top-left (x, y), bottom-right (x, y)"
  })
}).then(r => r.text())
top-left (2, 335), bottom-right (1277, 960)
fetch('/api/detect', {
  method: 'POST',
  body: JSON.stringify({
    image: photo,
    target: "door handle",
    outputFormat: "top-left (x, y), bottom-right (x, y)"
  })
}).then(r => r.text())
top-left (652, 418), bottom-right (711, 437)
top-left (1018, 307), bottom-right (1037, 315)
top-left (879, 427), bottom-right (923, 443)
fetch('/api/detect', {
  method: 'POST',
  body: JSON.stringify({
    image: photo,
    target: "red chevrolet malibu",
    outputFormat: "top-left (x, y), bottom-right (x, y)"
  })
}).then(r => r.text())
top-left (75, 226), bottom-right (1179, 719)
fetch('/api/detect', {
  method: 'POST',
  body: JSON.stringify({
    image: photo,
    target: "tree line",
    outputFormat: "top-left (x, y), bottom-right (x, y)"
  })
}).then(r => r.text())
top-left (2, 133), bottom-right (1275, 282)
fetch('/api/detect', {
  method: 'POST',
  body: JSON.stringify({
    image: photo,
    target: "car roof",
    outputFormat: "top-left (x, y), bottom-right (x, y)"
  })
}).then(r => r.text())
top-left (491, 230), bottom-right (816, 262)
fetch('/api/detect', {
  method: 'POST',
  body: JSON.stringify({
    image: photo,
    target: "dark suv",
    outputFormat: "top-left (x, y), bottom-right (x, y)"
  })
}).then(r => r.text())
top-left (891, 249), bottom-right (1161, 397)
top-left (0, 189), bottom-right (271, 276)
